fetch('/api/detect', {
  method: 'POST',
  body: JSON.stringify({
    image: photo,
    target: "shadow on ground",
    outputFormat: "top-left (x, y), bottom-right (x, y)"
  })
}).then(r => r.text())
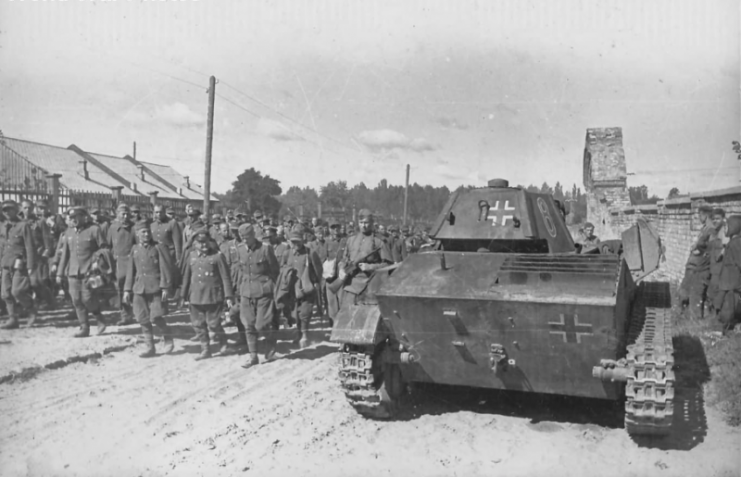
top-left (395, 383), bottom-right (625, 430)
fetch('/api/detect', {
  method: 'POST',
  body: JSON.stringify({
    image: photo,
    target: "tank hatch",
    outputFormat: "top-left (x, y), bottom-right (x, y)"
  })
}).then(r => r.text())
top-left (430, 182), bottom-right (575, 254)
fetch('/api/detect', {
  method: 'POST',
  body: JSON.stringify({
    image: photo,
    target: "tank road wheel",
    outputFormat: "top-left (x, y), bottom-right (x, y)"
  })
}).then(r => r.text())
top-left (624, 282), bottom-right (675, 438)
top-left (338, 343), bottom-right (405, 419)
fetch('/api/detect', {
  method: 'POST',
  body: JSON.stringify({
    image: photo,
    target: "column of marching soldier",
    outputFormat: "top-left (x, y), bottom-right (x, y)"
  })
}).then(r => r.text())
top-left (0, 199), bottom-right (435, 366)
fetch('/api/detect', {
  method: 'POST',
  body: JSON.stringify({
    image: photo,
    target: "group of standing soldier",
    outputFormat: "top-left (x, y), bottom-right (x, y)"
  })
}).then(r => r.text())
top-left (680, 205), bottom-right (741, 335)
top-left (0, 198), bottom-right (430, 365)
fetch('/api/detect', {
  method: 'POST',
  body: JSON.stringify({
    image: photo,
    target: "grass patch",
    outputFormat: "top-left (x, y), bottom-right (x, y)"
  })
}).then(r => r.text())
top-left (669, 282), bottom-right (741, 427)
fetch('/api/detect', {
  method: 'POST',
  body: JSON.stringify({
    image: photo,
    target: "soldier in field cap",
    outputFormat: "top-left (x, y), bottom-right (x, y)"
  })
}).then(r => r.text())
top-left (680, 205), bottom-right (715, 320)
top-left (106, 202), bottom-right (137, 325)
top-left (0, 200), bottom-right (38, 329)
top-left (181, 228), bottom-right (234, 360)
top-left (124, 221), bottom-right (177, 357)
top-left (275, 225), bottom-right (322, 348)
top-left (339, 209), bottom-right (392, 309)
top-left (57, 206), bottom-right (110, 337)
top-left (236, 223), bottom-right (280, 368)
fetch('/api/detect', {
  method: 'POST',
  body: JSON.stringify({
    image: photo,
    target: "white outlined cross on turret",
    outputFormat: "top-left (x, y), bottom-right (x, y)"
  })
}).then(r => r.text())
top-left (487, 200), bottom-right (516, 226)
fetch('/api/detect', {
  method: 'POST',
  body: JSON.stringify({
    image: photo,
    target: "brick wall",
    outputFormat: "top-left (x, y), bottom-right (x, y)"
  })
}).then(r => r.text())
top-left (608, 186), bottom-right (741, 282)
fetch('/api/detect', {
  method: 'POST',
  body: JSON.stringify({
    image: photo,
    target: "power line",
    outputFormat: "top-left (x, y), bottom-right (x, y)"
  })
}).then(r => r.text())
top-left (220, 80), bottom-right (361, 154)
top-left (215, 93), bottom-right (261, 119)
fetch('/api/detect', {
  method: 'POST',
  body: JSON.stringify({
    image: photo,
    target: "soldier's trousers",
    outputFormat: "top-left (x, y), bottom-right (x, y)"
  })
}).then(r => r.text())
top-left (324, 281), bottom-right (344, 321)
top-left (67, 276), bottom-right (101, 326)
top-left (292, 297), bottom-right (314, 339)
top-left (189, 303), bottom-right (226, 343)
top-left (30, 261), bottom-right (52, 305)
top-left (115, 273), bottom-right (134, 319)
top-left (240, 296), bottom-right (276, 351)
top-left (717, 290), bottom-right (741, 332)
top-left (681, 268), bottom-right (710, 320)
top-left (133, 292), bottom-right (167, 325)
top-left (1, 268), bottom-right (34, 318)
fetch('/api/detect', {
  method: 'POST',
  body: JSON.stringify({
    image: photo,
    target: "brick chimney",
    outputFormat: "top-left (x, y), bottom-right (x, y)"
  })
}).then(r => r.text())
top-left (79, 159), bottom-right (89, 180)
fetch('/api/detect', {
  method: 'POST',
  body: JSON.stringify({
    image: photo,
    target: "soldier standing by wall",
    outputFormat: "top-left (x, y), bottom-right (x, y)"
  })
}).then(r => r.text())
top-left (107, 203), bottom-right (137, 325)
top-left (236, 224), bottom-right (280, 368)
top-left (680, 205), bottom-right (714, 320)
top-left (707, 208), bottom-right (727, 315)
top-left (124, 223), bottom-right (176, 357)
top-left (717, 215), bottom-right (741, 335)
top-left (57, 207), bottom-right (109, 337)
top-left (181, 229), bottom-right (233, 360)
top-left (0, 200), bottom-right (37, 329)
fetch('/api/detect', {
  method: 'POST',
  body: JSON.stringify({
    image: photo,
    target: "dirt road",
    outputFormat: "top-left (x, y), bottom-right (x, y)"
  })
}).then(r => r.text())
top-left (0, 309), bottom-right (739, 477)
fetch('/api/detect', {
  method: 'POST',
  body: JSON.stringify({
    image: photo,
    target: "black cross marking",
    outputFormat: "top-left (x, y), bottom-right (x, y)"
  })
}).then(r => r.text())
top-left (548, 313), bottom-right (592, 343)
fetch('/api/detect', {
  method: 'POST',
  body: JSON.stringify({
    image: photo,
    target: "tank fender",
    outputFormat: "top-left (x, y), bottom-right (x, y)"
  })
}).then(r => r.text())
top-left (330, 304), bottom-right (385, 346)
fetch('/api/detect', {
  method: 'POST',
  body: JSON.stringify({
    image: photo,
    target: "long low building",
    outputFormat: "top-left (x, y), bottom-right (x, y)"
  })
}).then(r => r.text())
top-left (0, 135), bottom-right (217, 215)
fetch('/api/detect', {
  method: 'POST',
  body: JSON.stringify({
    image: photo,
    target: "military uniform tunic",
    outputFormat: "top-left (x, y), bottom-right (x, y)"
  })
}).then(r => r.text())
top-left (181, 249), bottom-right (232, 342)
top-left (0, 219), bottom-right (36, 317)
top-left (58, 223), bottom-right (107, 323)
top-left (237, 241), bottom-right (280, 336)
top-left (124, 241), bottom-right (175, 324)
top-left (151, 217), bottom-right (183, 262)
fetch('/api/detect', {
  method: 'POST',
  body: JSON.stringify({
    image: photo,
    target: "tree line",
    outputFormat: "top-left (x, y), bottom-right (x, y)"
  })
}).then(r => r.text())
top-left (214, 167), bottom-right (671, 227)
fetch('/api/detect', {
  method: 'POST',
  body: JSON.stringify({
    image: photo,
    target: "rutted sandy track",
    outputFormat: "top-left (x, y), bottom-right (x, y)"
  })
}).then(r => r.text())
top-left (0, 338), bottom-right (739, 477)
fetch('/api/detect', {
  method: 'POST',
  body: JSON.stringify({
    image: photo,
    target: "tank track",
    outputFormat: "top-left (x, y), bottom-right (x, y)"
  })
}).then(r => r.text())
top-left (337, 344), bottom-right (393, 419)
top-left (624, 282), bottom-right (675, 436)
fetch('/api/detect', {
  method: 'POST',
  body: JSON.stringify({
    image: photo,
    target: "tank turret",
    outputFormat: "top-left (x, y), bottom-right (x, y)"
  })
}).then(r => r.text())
top-left (430, 179), bottom-right (573, 253)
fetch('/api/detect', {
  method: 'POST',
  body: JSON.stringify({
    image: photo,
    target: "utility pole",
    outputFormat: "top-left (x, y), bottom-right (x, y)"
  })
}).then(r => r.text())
top-left (403, 164), bottom-right (410, 226)
top-left (204, 76), bottom-right (216, 219)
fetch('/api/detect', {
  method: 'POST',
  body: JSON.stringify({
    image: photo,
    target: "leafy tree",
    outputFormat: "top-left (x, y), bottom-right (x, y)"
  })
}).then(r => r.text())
top-left (215, 167), bottom-right (282, 217)
top-left (668, 187), bottom-right (681, 199)
top-left (629, 184), bottom-right (661, 205)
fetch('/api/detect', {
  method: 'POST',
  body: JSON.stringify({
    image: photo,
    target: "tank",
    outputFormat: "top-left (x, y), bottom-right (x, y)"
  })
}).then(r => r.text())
top-left (330, 179), bottom-right (673, 437)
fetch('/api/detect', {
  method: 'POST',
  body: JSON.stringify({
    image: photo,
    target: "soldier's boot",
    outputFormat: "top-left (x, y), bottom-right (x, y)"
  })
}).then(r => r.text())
top-left (263, 331), bottom-right (277, 362)
top-left (0, 316), bottom-right (20, 330)
top-left (116, 311), bottom-right (134, 326)
top-left (155, 318), bottom-right (175, 354)
top-left (94, 313), bottom-right (107, 336)
top-left (215, 332), bottom-right (230, 355)
top-left (194, 332), bottom-right (211, 361)
top-left (298, 321), bottom-right (309, 349)
top-left (241, 334), bottom-right (260, 369)
top-left (73, 311), bottom-right (90, 338)
top-left (24, 312), bottom-right (38, 328)
top-left (241, 353), bottom-right (260, 369)
top-left (139, 324), bottom-right (156, 358)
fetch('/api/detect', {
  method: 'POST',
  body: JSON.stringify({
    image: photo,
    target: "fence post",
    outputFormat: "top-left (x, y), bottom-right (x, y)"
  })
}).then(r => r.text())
top-left (46, 174), bottom-right (62, 215)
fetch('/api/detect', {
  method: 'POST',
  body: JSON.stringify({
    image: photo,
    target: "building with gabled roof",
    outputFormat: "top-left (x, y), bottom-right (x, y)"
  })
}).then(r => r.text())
top-left (0, 135), bottom-right (217, 216)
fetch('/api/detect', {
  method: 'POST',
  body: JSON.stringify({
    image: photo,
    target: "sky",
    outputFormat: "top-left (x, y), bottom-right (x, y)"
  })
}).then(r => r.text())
top-left (1, 0), bottom-right (738, 197)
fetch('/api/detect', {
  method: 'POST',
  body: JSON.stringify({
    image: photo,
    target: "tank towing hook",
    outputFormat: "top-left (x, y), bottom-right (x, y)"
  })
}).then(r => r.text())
top-left (592, 359), bottom-right (629, 382)
top-left (489, 344), bottom-right (512, 372)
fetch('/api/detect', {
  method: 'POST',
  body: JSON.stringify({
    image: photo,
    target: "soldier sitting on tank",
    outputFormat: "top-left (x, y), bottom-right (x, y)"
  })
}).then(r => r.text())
top-left (577, 222), bottom-right (600, 254)
top-left (339, 209), bottom-right (392, 308)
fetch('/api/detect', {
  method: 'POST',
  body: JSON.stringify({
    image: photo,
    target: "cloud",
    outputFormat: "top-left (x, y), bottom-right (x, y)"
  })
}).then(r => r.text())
top-left (157, 102), bottom-right (206, 128)
top-left (355, 129), bottom-right (437, 153)
top-left (255, 118), bottom-right (304, 142)
top-left (409, 138), bottom-right (435, 152)
top-left (434, 116), bottom-right (469, 130)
